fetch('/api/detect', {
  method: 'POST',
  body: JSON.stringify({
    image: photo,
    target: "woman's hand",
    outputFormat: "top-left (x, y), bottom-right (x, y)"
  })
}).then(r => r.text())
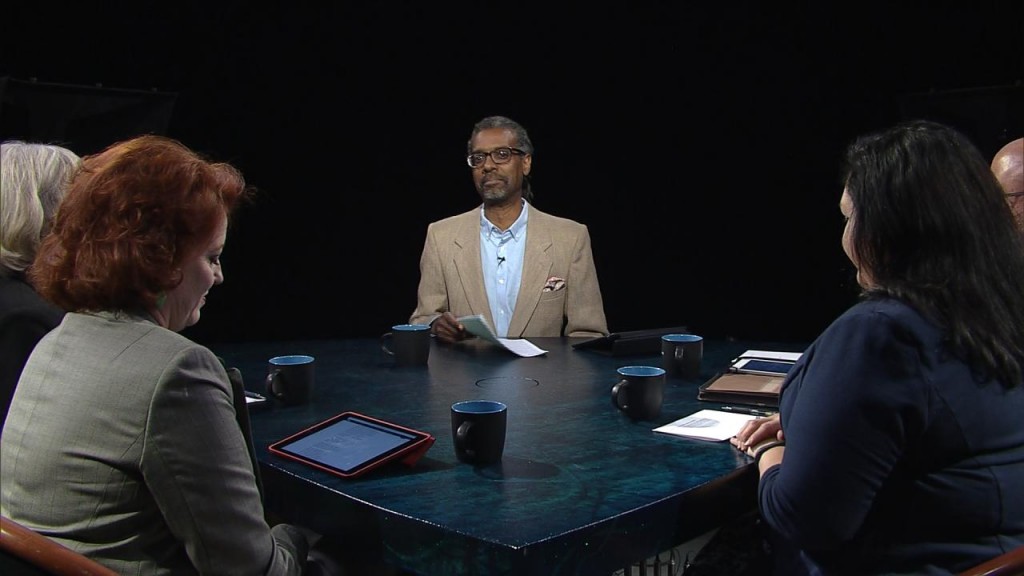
top-left (730, 413), bottom-right (783, 454)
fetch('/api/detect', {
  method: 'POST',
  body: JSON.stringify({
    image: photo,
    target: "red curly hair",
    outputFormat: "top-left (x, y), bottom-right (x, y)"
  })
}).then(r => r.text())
top-left (30, 135), bottom-right (249, 313)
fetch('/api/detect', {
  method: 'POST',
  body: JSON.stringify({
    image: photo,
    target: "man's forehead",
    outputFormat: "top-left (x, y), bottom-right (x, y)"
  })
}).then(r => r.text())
top-left (471, 128), bottom-right (516, 150)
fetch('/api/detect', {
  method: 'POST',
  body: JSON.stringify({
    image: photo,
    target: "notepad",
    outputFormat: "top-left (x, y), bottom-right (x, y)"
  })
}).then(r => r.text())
top-left (653, 409), bottom-right (759, 441)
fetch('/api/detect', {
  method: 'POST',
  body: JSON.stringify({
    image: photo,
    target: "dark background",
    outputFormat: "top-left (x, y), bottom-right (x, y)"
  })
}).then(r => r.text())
top-left (3, 2), bottom-right (1022, 347)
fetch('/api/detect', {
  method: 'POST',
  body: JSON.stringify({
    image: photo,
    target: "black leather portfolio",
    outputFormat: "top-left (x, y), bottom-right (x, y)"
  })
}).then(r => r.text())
top-left (572, 326), bottom-right (690, 356)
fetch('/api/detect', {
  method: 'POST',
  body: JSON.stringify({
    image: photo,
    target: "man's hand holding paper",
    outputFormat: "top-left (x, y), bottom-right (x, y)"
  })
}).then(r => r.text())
top-left (458, 315), bottom-right (548, 357)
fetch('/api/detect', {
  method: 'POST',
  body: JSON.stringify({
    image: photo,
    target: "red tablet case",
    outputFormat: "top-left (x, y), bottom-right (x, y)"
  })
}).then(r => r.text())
top-left (268, 411), bottom-right (435, 478)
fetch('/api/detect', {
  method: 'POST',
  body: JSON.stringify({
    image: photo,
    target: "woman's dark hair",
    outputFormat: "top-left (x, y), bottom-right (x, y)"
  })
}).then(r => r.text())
top-left (842, 119), bottom-right (1024, 386)
top-left (31, 135), bottom-right (249, 313)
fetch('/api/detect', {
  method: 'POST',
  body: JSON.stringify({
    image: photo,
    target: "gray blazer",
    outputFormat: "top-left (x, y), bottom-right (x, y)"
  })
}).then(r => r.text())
top-left (410, 205), bottom-right (609, 338)
top-left (0, 311), bottom-right (306, 575)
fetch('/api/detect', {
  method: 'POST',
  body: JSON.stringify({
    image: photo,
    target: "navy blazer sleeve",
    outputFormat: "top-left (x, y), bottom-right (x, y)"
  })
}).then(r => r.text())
top-left (760, 303), bottom-right (930, 548)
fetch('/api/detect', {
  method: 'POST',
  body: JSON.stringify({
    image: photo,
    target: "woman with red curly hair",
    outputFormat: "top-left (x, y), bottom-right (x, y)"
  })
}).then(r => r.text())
top-left (0, 135), bottom-right (318, 575)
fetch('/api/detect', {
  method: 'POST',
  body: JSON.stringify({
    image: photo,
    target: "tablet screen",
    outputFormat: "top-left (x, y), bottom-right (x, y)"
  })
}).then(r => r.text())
top-left (733, 359), bottom-right (794, 376)
top-left (269, 412), bottom-right (431, 477)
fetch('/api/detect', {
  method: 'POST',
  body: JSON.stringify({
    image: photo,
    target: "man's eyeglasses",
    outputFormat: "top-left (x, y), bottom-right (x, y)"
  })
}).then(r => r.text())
top-left (466, 147), bottom-right (526, 168)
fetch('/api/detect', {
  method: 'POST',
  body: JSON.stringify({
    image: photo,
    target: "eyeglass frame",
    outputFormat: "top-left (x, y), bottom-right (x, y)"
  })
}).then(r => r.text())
top-left (466, 147), bottom-right (527, 168)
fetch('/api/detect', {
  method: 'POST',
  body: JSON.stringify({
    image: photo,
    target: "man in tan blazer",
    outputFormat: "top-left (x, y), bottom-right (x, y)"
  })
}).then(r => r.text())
top-left (410, 116), bottom-right (608, 343)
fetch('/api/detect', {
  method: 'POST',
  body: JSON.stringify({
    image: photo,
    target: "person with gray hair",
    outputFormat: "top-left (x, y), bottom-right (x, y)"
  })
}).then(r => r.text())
top-left (0, 140), bottom-right (80, 428)
top-left (410, 115), bottom-right (608, 342)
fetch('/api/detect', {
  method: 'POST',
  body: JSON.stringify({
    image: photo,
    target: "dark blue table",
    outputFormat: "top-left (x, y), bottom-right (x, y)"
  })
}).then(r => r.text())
top-left (213, 337), bottom-right (804, 575)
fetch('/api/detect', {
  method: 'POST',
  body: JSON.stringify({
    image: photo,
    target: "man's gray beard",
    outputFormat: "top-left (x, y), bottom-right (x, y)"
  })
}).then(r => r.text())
top-left (480, 184), bottom-right (514, 204)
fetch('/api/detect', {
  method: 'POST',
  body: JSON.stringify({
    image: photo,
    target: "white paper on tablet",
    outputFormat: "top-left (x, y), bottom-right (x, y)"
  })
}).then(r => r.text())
top-left (734, 349), bottom-right (803, 362)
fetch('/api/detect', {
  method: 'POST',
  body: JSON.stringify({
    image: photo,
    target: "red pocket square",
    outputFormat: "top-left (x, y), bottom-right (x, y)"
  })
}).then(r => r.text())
top-left (542, 276), bottom-right (566, 292)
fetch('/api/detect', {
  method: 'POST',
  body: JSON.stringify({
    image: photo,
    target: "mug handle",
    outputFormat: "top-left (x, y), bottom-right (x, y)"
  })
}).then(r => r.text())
top-left (611, 379), bottom-right (630, 411)
top-left (380, 332), bottom-right (395, 356)
top-left (266, 370), bottom-right (286, 399)
top-left (456, 421), bottom-right (475, 459)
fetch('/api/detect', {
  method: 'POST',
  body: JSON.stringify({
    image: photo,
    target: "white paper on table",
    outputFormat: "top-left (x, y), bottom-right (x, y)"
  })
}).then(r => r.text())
top-left (495, 338), bottom-right (548, 357)
top-left (653, 409), bottom-right (758, 442)
top-left (457, 314), bottom-right (548, 357)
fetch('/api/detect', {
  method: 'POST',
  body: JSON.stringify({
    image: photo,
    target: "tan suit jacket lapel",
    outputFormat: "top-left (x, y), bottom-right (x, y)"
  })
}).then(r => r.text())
top-left (452, 210), bottom-right (496, 329)
top-left (507, 216), bottom-right (553, 337)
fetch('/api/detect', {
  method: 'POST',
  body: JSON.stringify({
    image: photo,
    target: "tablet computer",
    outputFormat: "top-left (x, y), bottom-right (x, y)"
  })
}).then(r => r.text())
top-left (268, 412), bottom-right (435, 479)
top-left (572, 325), bottom-right (690, 356)
top-left (729, 358), bottom-right (795, 376)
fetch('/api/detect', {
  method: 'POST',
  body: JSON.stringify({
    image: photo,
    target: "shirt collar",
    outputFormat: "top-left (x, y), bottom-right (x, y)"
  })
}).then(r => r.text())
top-left (480, 200), bottom-right (529, 240)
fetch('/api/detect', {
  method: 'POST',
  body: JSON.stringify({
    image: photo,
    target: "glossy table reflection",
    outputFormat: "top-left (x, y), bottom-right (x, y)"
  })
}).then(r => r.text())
top-left (214, 337), bottom-right (804, 575)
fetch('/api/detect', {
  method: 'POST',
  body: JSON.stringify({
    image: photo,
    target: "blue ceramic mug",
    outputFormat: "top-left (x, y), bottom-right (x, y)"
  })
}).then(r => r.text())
top-left (266, 354), bottom-right (315, 404)
top-left (451, 400), bottom-right (507, 465)
top-left (661, 334), bottom-right (703, 379)
top-left (612, 365), bottom-right (666, 420)
top-left (381, 324), bottom-right (431, 367)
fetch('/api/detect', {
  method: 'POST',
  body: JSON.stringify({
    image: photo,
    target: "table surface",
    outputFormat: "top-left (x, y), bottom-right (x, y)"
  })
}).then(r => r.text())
top-left (213, 336), bottom-right (806, 575)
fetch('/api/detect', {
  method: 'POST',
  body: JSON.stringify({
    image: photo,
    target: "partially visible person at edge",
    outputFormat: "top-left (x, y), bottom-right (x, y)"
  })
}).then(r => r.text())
top-left (991, 136), bottom-right (1023, 227)
top-left (729, 121), bottom-right (1024, 574)
top-left (0, 135), bottom-right (330, 575)
top-left (0, 141), bottom-right (79, 430)
top-left (409, 115), bottom-right (608, 342)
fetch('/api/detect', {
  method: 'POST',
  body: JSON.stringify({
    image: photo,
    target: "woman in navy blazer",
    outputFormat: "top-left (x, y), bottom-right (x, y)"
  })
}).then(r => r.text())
top-left (731, 121), bottom-right (1024, 575)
